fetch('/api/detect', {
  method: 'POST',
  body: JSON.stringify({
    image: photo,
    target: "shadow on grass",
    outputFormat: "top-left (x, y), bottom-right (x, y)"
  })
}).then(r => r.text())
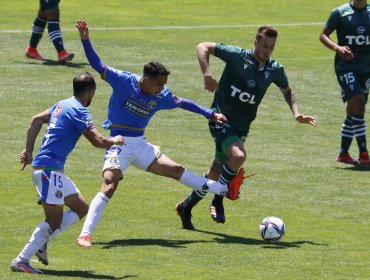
top-left (42, 269), bottom-right (136, 279)
top-left (96, 230), bottom-right (327, 250)
top-left (195, 230), bottom-right (328, 249)
top-left (335, 164), bottom-right (370, 171)
top-left (95, 238), bottom-right (211, 249)
top-left (16, 59), bottom-right (89, 68)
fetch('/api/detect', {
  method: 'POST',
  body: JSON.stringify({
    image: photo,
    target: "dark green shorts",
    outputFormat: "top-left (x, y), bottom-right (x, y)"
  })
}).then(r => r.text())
top-left (336, 70), bottom-right (370, 103)
top-left (208, 121), bottom-right (248, 162)
top-left (40, 0), bottom-right (60, 11)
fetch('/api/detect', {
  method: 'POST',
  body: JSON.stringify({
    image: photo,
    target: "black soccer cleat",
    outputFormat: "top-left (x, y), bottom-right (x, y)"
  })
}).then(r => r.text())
top-left (175, 201), bottom-right (196, 230)
top-left (209, 197), bottom-right (226, 224)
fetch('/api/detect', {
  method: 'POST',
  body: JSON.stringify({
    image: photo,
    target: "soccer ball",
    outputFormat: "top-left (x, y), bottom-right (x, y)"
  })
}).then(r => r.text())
top-left (259, 216), bottom-right (285, 242)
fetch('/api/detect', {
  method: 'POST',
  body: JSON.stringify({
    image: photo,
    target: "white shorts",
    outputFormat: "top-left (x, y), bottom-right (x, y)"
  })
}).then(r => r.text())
top-left (103, 136), bottom-right (160, 175)
top-left (32, 169), bottom-right (80, 205)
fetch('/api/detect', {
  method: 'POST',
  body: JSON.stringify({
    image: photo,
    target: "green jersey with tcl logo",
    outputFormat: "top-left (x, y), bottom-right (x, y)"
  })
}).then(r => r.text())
top-left (326, 3), bottom-right (370, 73)
top-left (211, 43), bottom-right (288, 135)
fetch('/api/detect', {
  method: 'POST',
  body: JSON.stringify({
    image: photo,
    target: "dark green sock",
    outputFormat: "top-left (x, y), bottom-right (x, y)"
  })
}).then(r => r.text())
top-left (339, 116), bottom-right (353, 154)
top-left (29, 16), bottom-right (47, 48)
top-left (184, 172), bottom-right (208, 208)
top-left (48, 20), bottom-right (64, 52)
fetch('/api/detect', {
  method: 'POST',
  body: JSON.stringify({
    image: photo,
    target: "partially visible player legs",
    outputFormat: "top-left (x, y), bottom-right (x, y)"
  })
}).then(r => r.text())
top-left (11, 203), bottom-right (63, 274)
top-left (336, 115), bottom-right (357, 164)
top-left (44, 7), bottom-right (74, 63)
top-left (337, 94), bottom-right (369, 165)
top-left (25, 11), bottom-right (47, 60)
top-left (37, 193), bottom-right (88, 264)
top-left (352, 114), bottom-right (370, 164)
top-left (76, 169), bottom-right (121, 247)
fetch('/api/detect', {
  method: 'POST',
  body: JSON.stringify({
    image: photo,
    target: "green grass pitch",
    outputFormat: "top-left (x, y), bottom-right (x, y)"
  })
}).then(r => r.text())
top-left (0, 0), bottom-right (369, 279)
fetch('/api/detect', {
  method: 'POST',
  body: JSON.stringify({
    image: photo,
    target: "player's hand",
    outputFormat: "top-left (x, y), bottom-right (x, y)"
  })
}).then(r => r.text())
top-left (295, 114), bottom-right (317, 127)
top-left (112, 135), bottom-right (125, 146)
top-left (211, 112), bottom-right (228, 124)
top-left (335, 46), bottom-right (353, 61)
top-left (76, 20), bottom-right (89, 41)
top-left (20, 149), bottom-right (33, 171)
top-left (203, 74), bottom-right (218, 92)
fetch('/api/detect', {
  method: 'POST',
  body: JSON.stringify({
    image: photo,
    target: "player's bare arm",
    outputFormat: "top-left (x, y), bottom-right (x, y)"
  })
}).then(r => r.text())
top-left (20, 109), bottom-right (50, 170)
top-left (197, 42), bottom-right (218, 92)
top-left (280, 86), bottom-right (317, 127)
top-left (83, 128), bottom-right (125, 148)
top-left (319, 26), bottom-right (353, 61)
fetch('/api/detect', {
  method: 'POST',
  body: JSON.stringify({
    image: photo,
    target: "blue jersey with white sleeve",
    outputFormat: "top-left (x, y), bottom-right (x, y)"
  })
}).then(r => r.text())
top-left (81, 39), bottom-right (214, 137)
top-left (32, 97), bottom-right (95, 170)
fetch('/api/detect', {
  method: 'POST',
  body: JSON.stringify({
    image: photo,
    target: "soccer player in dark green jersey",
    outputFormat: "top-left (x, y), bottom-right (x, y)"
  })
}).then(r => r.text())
top-left (176, 26), bottom-right (316, 229)
top-left (25, 0), bottom-right (74, 63)
top-left (320, 0), bottom-right (370, 165)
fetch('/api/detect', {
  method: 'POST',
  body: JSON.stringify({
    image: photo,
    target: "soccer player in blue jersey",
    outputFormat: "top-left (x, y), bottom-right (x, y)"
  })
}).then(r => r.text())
top-left (75, 20), bottom-right (243, 247)
top-left (176, 26), bottom-right (317, 229)
top-left (10, 73), bottom-right (124, 274)
top-left (25, 0), bottom-right (74, 63)
top-left (320, 0), bottom-right (370, 165)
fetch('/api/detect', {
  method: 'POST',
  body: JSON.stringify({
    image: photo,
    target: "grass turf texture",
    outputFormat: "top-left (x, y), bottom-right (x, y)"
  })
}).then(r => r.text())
top-left (0, 0), bottom-right (369, 279)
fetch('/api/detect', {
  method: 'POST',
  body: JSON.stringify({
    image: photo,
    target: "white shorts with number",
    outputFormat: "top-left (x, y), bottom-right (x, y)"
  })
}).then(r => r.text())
top-left (103, 136), bottom-right (160, 175)
top-left (32, 169), bottom-right (80, 205)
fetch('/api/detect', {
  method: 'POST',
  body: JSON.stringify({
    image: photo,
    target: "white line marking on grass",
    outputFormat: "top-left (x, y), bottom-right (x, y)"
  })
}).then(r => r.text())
top-left (0, 22), bottom-right (324, 33)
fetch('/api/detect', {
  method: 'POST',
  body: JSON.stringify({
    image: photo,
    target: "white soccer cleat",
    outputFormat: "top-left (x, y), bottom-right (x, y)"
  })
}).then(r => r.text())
top-left (10, 259), bottom-right (43, 274)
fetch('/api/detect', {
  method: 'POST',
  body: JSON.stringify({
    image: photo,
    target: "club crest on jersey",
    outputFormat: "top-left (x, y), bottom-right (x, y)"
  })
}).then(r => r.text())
top-left (357, 26), bottom-right (366, 34)
top-left (55, 190), bottom-right (63, 199)
top-left (365, 78), bottom-right (370, 90)
top-left (148, 100), bottom-right (156, 109)
top-left (173, 96), bottom-right (182, 104)
top-left (247, 80), bottom-right (256, 88)
top-left (265, 71), bottom-right (270, 79)
top-left (52, 103), bottom-right (63, 116)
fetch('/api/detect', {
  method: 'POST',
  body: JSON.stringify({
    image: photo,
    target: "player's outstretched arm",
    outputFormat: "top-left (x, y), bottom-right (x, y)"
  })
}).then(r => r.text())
top-left (280, 86), bottom-right (317, 127)
top-left (21, 109), bottom-right (50, 170)
top-left (76, 20), bottom-right (106, 75)
top-left (83, 128), bottom-right (125, 148)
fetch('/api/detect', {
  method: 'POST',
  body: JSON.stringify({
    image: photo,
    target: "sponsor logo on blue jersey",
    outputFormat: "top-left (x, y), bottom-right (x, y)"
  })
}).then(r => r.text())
top-left (125, 99), bottom-right (151, 117)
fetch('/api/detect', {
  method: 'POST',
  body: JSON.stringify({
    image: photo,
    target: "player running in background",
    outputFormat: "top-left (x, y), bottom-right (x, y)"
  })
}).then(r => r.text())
top-left (74, 20), bottom-right (243, 247)
top-left (10, 73), bottom-right (124, 274)
top-left (25, 0), bottom-right (74, 63)
top-left (320, 0), bottom-right (370, 165)
top-left (176, 26), bottom-right (317, 230)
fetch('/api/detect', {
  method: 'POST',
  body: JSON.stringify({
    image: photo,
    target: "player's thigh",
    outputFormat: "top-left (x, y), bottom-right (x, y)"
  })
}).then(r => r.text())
top-left (103, 145), bottom-right (132, 177)
top-left (32, 169), bottom-right (77, 205)
top-left (40, 0), bottom-right (60, 11)
top-left (41, 202), bottom-right (63, 230)
top-left (64, 193), bottom-right (89, 218)
top-left (132, 141), bottom-right (160, 171)
top-left (148, 154), bottom-right (185, 180)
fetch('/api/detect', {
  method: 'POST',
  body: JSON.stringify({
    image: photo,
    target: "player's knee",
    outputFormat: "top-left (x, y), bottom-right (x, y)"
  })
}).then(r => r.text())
top-left (231, 152), bottom-right (246, 166)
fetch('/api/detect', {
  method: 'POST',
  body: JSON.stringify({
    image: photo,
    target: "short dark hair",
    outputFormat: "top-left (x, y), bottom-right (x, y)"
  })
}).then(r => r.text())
top-left (143, 61), bottom-right (170, 77)
top-left (255, 26), bottom-right (278, 42)
top-left (73, 72), bottom-right (96, 97)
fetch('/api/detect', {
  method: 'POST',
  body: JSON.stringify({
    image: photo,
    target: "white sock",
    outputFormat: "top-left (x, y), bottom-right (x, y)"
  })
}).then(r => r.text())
top-left (17, 221), bottom-right (52, 262)
top-left (79, 192), bottom-right (109, 236)
top-left (49, 210), bottom-right (80, 241)
top-left (179, 170), bottom-right (228, 195)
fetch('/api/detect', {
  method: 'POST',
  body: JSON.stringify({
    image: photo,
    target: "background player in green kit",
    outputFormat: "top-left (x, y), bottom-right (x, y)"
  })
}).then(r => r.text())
top-left (25, 0), bottom-right (74, 63)
top-left (176, 26), bottom-right (317, 229)
top-left (320, 0), bottom-right (370, 165)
